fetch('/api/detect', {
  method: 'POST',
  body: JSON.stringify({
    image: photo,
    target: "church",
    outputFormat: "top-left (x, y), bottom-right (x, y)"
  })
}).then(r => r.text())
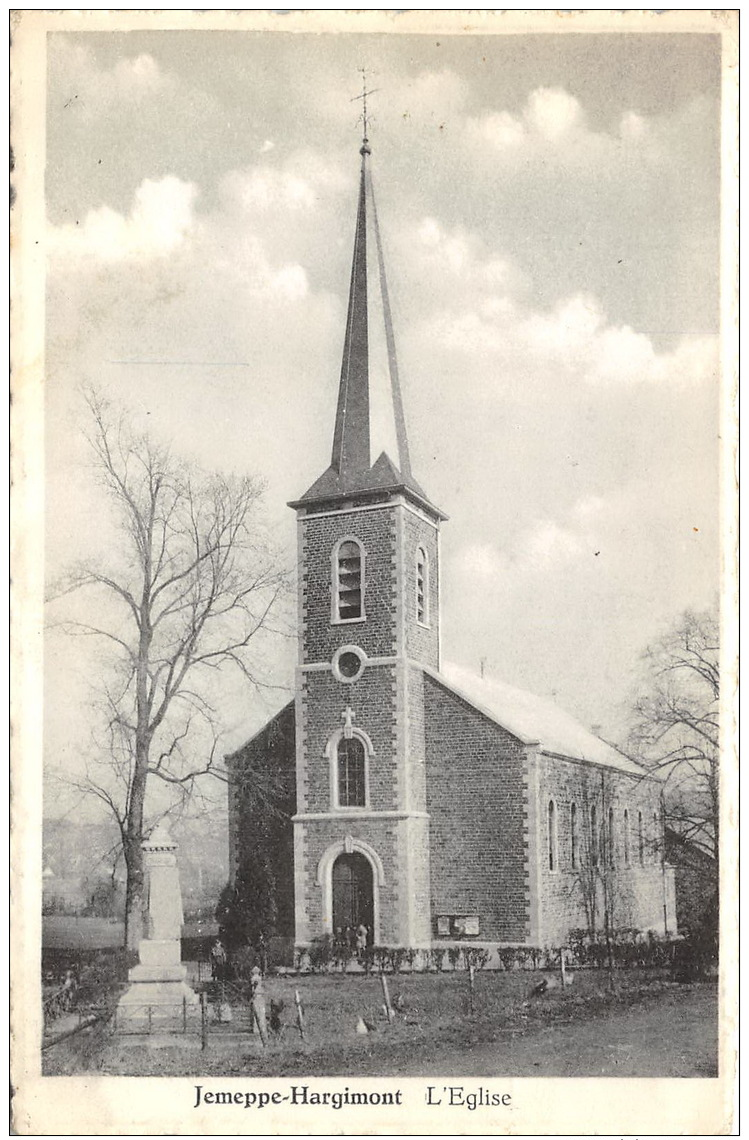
top-left (227, 127), bottom-right (676, 953)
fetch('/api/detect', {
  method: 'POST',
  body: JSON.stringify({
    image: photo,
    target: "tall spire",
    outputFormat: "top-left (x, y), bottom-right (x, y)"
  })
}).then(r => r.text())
top-left (290, 93), bottom-right (446, 521)
top-left (330, 149), bottom-right (370, 483)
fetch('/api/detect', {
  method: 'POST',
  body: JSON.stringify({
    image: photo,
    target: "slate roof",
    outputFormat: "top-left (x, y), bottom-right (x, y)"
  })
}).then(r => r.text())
top-left (431, 662), bottom-right (652, 778)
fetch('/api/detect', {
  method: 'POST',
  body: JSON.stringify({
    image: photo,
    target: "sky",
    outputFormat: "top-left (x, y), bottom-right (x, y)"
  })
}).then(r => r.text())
top-left (43, 25), bottom-right (722, 810)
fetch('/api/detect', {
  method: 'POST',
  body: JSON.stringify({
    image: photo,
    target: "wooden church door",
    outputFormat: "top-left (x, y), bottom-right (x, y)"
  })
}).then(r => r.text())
top-left (332, 852), bottom-right (374, 940)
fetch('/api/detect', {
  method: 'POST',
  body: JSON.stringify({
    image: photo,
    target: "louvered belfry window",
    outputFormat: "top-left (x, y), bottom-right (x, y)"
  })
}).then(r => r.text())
top-left (337, 540), bottom-right (363, 620)
top-left (337, 736), bottom-right (366, 806)
top-left (416, 547), bottom-right (428, 624)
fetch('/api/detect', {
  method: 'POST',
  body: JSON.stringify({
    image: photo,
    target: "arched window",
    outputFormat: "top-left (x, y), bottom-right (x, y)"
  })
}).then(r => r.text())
top-left (608, 807), bottom-right (615, 866)
top-left (333, 538), bottom-right (364, 622)
top-left (548, 800), bottom-right (557, 872)
top-left (336, 736), bottom-right (366, 807)
top-left (623, 809), bottom-right (630, 867)
top-left (570, 803), bottom-right (578, 869)
top-left (590, 805), bottom-right (598, 867)
top-left (638, 811), bottom-right (644, 865)
top-left (416, 546), bottom-right (429, 625)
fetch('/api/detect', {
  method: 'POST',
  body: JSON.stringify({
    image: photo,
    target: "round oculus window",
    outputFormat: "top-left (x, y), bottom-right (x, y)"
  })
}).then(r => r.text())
top-left (333, 646), bottom-right (366, 682)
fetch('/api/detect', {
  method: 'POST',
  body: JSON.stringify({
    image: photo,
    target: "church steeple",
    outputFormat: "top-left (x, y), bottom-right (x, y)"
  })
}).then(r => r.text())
top-left (291, 125), bottom-right (445, 522)
top-left (330, 149), bottom-right (371, 484)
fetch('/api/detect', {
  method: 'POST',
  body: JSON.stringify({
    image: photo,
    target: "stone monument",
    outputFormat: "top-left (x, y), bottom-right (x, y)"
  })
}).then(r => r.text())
top-left (117, 823), bottom-right (197, 1024)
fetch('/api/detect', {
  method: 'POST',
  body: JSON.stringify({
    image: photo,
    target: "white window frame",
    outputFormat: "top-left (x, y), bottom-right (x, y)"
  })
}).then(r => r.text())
top-left (416, 545), bottom-right (430, 627)
top-left (547, 798), bottom-right (558, 874)
top-left (331, 535), bottom-right (366, 625)
top-left (326, 726), bottom-right (374, 811)
top-left (331, 644), bottom-right (367, 684)
top-left (607, 806), bottom-right (616, 867)
top-left (623, 808), bottom-right (631, 867)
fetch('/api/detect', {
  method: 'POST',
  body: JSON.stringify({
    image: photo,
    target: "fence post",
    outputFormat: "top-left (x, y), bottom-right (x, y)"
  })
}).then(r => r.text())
top-left (147, 1005), bottom-right (152, 1035)
top-left (467, 958), bottom-right (475, 1015)
top-left (200, 991), bottom-right (208, 1051)
top-left (559, 947), bottom-right (567, 989)
top-left (380, 972), bottom-right (394, 1023)
top-left (183, 996), bottom-right (187, 1034)
top-left (294, 989), bottom-right (305, 1040)
top-left (253, 1005), bottom-right (267, 1047)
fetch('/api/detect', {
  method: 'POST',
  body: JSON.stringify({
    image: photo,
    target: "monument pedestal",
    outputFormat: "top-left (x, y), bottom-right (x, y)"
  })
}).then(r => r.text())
top-left (116, 825), bottom-right (198, 1030)
top-left (118, 940), bottom-right (197, 1021)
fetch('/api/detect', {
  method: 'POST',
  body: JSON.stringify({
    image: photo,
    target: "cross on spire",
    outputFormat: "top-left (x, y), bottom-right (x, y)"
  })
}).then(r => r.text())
top-left (351, 67), bottom-right (379, 153)
top-left (288, 77), bottom-right (447, 523)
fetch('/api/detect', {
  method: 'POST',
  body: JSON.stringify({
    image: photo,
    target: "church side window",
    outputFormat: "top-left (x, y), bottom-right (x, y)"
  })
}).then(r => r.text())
top-left (623, 809), bottom-right (631, 866)
top-left (547, 799), bottom-right (558, 872)
top-left (416, 546), bottom-right (429, 625)
top-left (570, 803), bottom-right (578, 869)
top-left (333, 538), bottom-right (365, 622)
top-left (608, 807), bottom-right (615, 866)
top-left (336, 736), bottom-right (366, 808)
top-left (590, 805), bottom-right (598, 867)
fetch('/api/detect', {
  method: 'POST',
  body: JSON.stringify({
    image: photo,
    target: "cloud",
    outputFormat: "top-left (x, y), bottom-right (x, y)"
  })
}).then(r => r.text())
top-left (220, 161), bottom-right (341, 215)
top-left (465, 86), bottom-right (656, 168)
top-left (51, 36), bottom-right (175, 116)
top-left (48, 176), bottom-right (198, 262)
top-left (405, 216), bottom-right (718, 390)
top-left (525, 87), bottom-right (585, 141)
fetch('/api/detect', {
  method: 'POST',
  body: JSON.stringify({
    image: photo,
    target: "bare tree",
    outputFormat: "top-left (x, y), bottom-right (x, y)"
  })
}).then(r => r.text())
top-left (571, 771), bottom-right (621, 979)
top-left (49, 391), bottom-right (288, 949)
top-left (627, 607), bottom-right (719, 872)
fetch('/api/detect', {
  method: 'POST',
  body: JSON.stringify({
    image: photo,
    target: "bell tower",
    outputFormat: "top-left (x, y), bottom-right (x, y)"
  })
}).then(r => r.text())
top-left (288, 116), bottom-right (447, 948)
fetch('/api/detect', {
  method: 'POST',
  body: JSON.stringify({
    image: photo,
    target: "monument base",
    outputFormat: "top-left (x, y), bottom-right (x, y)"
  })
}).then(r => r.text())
top-left (117, 939), bottom-right (198, 1026)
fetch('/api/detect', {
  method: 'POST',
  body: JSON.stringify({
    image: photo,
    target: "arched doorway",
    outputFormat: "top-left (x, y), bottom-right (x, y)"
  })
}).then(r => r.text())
top-left (332, 852), bottom-right (374, 940)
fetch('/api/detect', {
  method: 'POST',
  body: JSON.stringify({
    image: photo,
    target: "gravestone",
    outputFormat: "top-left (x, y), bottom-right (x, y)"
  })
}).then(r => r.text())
top-left (117, 823), bottom-right (197, 1025)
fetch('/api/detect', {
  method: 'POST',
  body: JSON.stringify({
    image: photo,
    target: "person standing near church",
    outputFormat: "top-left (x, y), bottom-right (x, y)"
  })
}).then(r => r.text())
top-left (250, 965), bottom-right (267, 1044)
top-left (257, 931), bottom-right (268, 977)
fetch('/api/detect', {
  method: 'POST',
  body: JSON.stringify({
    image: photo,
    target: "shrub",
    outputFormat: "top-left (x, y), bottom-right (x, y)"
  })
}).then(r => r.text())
top-left (447, 946), bottom-right (462, 970)
top-left (463, 946), bottom-right (490, 972)
top-left (231, 945), bottom-right (258, 981)
top-left (361, 945), bottom-right (375, 976)
top-left (402, 947), bottom-right (418, 971)
top-left (388, 947), bottom-right (407, 974)
top-left (371, 946), bottom-right (391, 973)
top-left (307, 936), bottom-right (334, 973)
top-left (429, 947), bottom-right (447, 972)
top-left (293, 946), bottom-right (311, 973)
top-left (499, 947), bottom-right (521, 971)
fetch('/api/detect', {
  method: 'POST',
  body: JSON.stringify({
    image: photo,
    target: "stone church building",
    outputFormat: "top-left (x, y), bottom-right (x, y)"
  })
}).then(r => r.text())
top-left (227, 133), bottom-right (676, 951)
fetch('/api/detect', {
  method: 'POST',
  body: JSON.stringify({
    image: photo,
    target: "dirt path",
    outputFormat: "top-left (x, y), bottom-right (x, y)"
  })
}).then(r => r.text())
top-left (374, 985), bottom-right (718, 1078)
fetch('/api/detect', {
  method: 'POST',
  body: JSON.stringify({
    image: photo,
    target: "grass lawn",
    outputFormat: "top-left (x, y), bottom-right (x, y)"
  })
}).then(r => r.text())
top-left (43, 968), bottom-right (718, 1078)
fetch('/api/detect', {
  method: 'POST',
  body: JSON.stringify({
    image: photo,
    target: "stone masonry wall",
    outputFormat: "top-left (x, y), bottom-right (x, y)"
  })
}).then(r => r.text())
top-left (401, 508), bottom-right (439, 668)
top-left (300, 505), bottom-right (398, 665)
top-left (423, 674), bottom-right (529, 941)
top-left (226, 702), bottom-right (297, 940)
top-left (300, 664), bottom-right (399, 814)
top-left (536, 753), bottom-right (676, 945)
top-left (299, 818), bottom-right (402, 945)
